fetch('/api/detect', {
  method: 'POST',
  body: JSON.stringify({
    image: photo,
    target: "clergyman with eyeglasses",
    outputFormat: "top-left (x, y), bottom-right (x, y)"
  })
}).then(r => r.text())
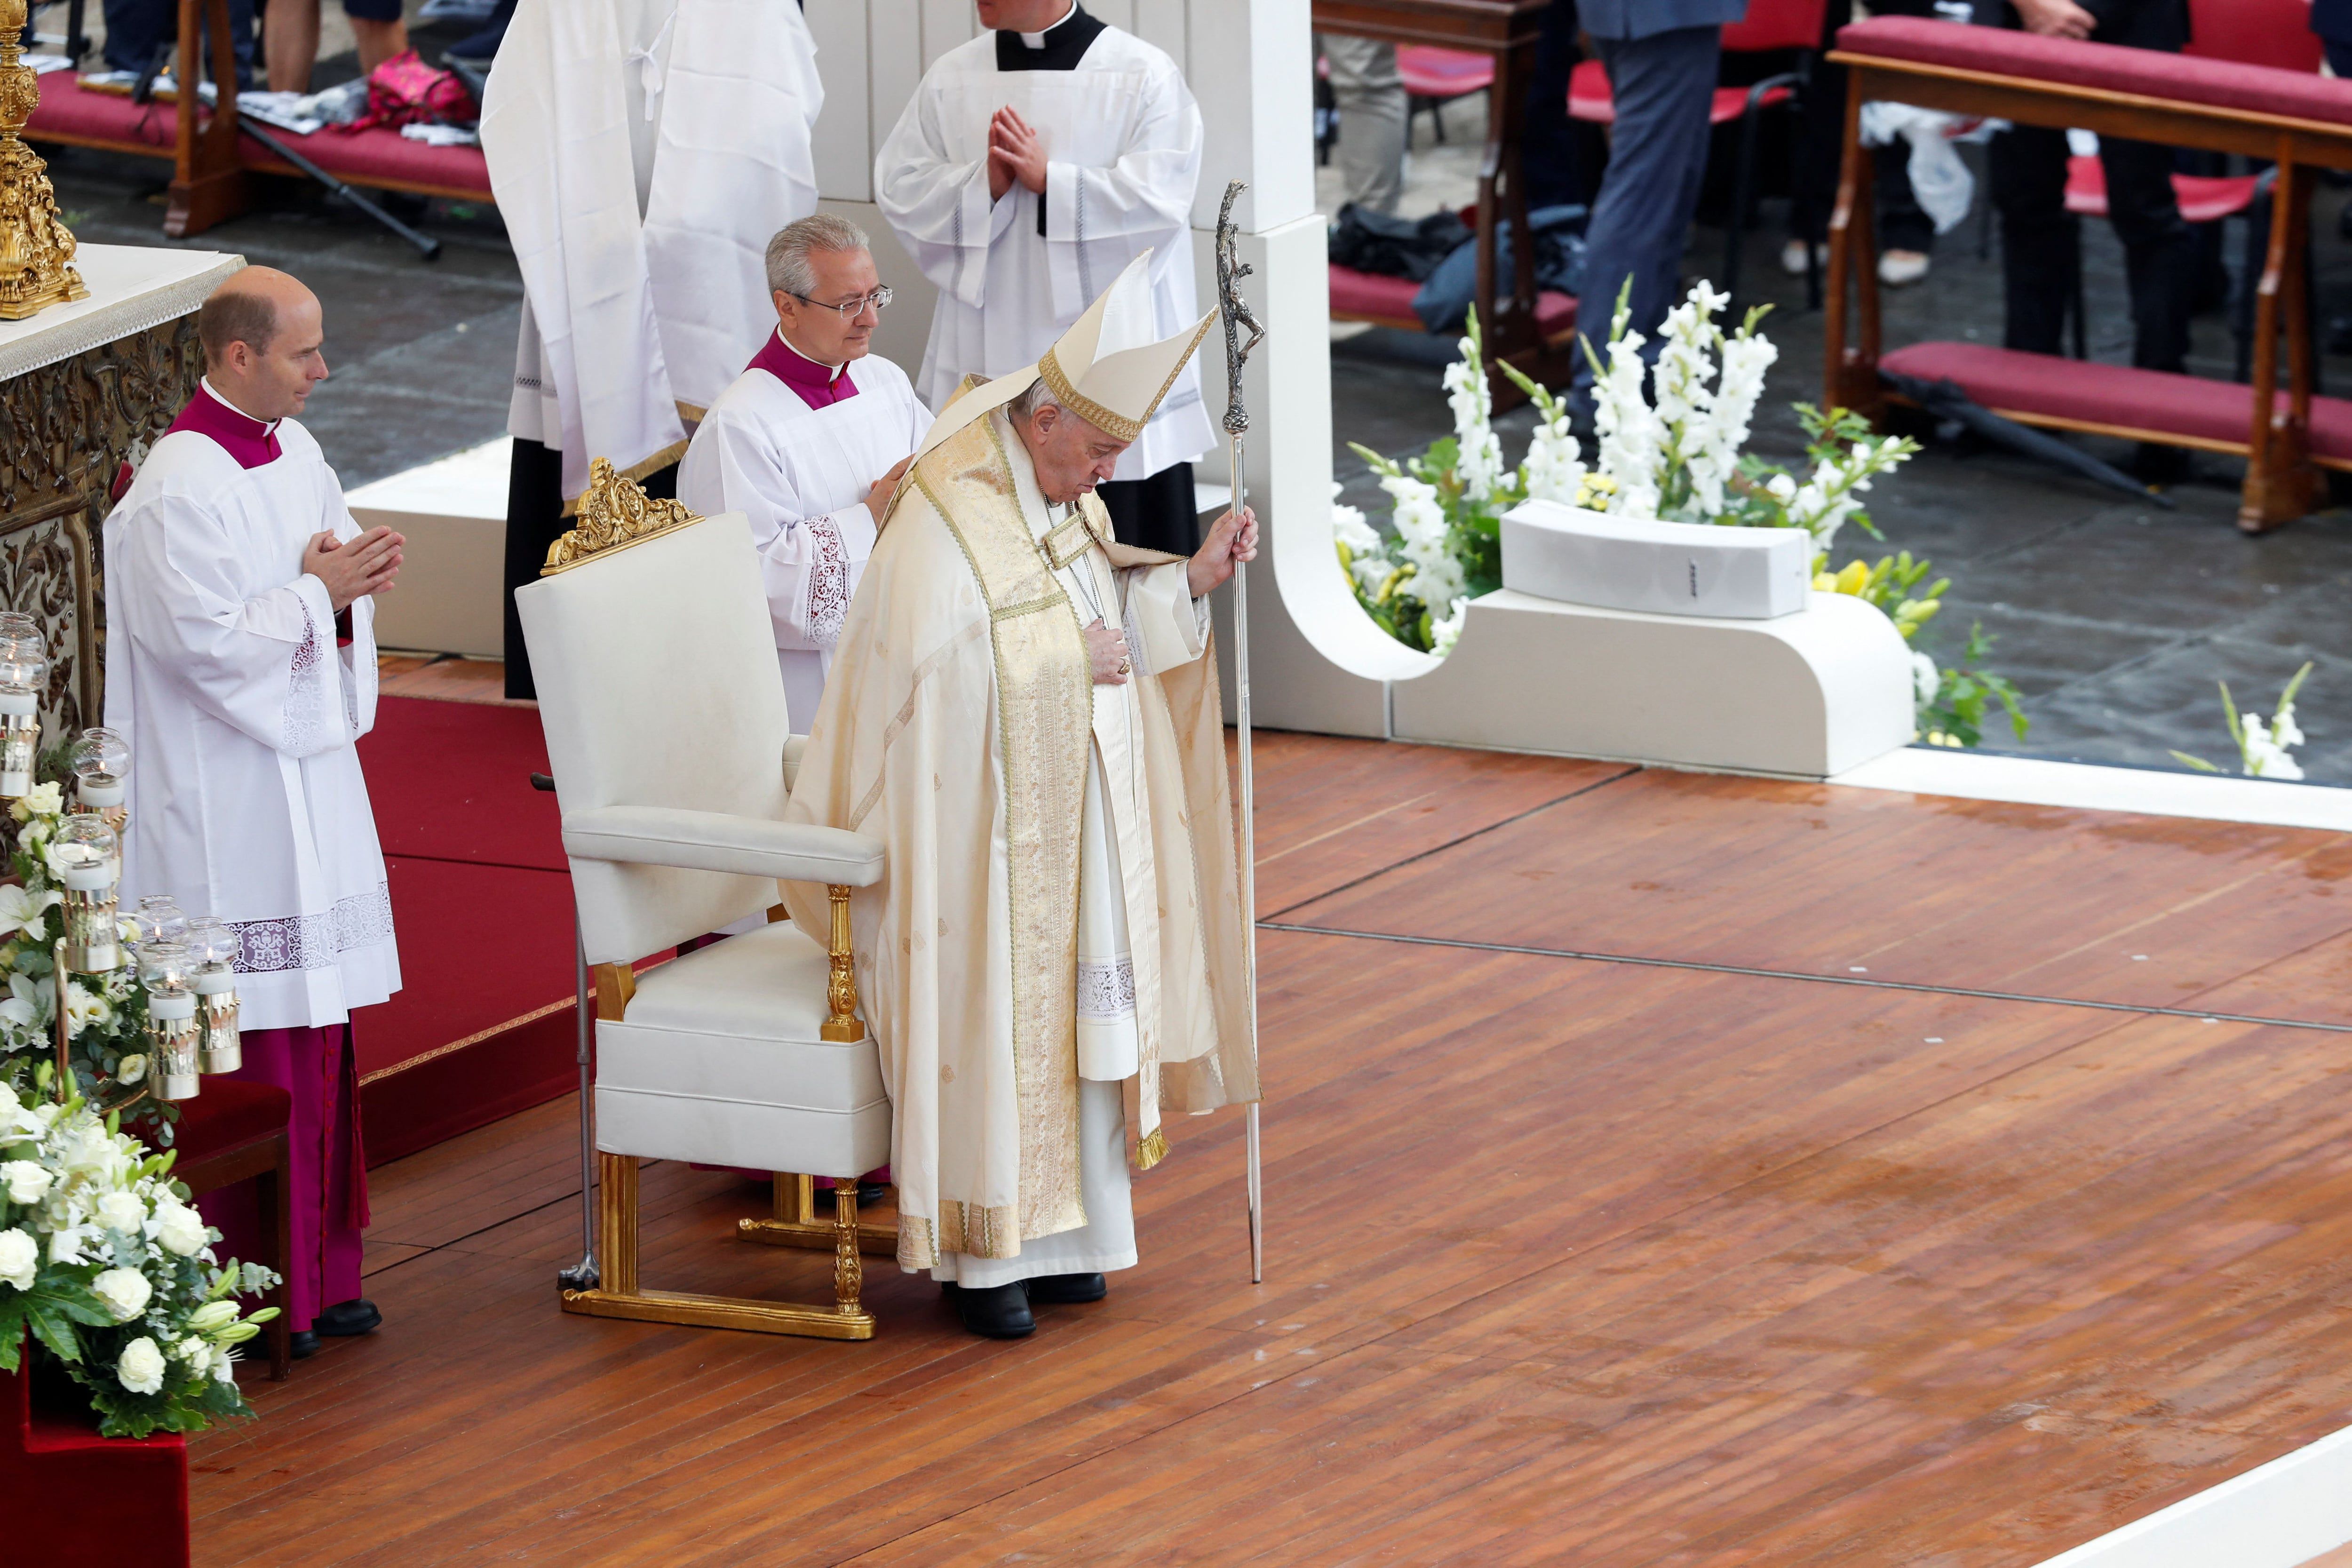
top-left (676, 215), bottom-right (934, 732)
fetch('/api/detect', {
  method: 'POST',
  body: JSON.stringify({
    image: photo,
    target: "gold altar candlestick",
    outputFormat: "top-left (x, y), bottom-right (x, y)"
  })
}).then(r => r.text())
top-left (0, 0), bottom-right (88, 320)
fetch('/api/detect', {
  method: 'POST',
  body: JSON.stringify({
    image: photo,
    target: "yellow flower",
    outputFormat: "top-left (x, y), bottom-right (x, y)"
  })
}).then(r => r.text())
top-left (1831, 559), bottom-right (1869, 596)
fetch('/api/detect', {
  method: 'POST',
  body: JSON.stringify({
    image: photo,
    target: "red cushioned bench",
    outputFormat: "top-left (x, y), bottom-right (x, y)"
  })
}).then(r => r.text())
top-left (1328, 263), bottom-right (1576, 344)
top-left (1824, 15), bottom-right (2352, 531)
top-left (22, 0), bottom-right (490, 239)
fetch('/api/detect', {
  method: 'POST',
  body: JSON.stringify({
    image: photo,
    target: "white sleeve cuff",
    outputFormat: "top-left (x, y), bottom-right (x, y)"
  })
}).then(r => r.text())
top-left (1121, 559), bottom-right (1208, 675)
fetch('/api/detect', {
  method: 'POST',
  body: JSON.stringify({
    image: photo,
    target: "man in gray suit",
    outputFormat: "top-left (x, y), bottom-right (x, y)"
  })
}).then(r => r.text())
top-left (1573, 0), bottom-right (1749, 407)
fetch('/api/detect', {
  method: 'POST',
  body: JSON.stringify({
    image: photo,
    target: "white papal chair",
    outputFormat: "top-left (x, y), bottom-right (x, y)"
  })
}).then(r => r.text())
top-left (515, 461), bottom-right (890, 1340)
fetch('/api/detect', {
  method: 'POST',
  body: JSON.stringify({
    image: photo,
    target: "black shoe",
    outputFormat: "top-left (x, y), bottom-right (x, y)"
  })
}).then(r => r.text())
top-left (289, 1330), bottom-right (320, 1360)
top-left (1023, 1272), bottom-right (1107, 1305)
top-left (812, 1181), bottom-right (889, 1210)
top-left (942, 1281), bottom-right (1033, 1338)
top-left (2130, 442), bottom-right (2193, 487)
top-left (314, 1298), bottom-right (382, 1337)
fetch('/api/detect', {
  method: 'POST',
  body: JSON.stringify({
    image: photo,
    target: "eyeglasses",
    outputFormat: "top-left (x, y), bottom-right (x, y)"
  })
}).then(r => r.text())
top-left (787, 286), bottom-right (893, 321)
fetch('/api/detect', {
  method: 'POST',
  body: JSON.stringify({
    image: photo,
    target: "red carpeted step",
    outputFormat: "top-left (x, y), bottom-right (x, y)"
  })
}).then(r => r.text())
top-left (1880, 340), bottom-right (2352, 463)
top-left (2, 1339), bottom-right (190, 1568)
top-left (359, 697), bottom-right (564, 872)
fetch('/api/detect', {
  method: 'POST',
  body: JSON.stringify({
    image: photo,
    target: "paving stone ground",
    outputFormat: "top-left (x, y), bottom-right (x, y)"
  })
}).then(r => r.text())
top-left (38, 83), bottom-right (2352, 782)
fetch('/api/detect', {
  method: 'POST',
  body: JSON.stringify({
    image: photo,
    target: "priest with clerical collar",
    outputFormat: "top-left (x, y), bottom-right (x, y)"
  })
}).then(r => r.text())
top-left (781, 254), bottom-right (1258, 1340)
top-left (104, 268), bottom-right (404, 1360)
top-left (874, 0), bottom-right (1212, 557)
top-left (677, 215), bottom-right (932, 731)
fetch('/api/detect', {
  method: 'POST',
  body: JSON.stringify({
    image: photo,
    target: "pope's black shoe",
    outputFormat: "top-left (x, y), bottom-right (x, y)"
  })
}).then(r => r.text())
top-left (288, 1330), bottom-right (320, 1360)
top-left (314, 1298), bottom-right (382, 1337)
top-left (1023, 1273), bottom-right (1107, 1305)
top-left (943, 1281), bottom-right (1034, 1338)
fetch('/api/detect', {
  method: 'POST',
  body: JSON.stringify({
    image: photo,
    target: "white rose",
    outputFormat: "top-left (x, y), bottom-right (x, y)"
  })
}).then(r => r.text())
top-left (91, 1265), bottom-right (152, 1322)
top-left (153, 1201), bottom-right (208, 1259)
top-left (116, 1336), bottom-right (166, 1395)
top-left (0, 1227), bottom-right (35, 1289)
top-left (22, 781), bottom-right (61, 819)
top-left (115, 1054), bottom-right (147, 1086)
top-left (1, 1159), bottom-right (50, 1205)
top-left (96, 1189), bottom-right (145, 1234)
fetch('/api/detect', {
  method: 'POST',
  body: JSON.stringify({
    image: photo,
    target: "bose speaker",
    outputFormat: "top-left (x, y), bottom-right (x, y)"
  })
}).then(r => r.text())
top-left (1500, 500), bottom-right (1812, 621)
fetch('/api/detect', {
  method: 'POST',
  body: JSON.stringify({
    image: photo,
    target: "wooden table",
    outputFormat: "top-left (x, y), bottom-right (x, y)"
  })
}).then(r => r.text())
top-left (1312, 0), bottom-right (1573, 396)
top-left (0, 244), bottom-right (238, 731)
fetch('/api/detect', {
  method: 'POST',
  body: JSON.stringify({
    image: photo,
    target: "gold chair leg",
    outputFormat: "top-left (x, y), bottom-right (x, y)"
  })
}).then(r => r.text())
top-left (832, 1177), bottom-right (863, 1319)
top-left (740, 1172), bottom-right (897, 1254)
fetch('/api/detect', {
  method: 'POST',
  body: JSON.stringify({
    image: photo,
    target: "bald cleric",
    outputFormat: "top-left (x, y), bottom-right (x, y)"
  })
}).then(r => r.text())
top-left (104, 267), bottom-right (405, 1359)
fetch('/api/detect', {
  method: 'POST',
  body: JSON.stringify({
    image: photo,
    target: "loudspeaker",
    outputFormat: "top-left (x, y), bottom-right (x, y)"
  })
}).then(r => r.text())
top-left (1500, 500), bottom-right (1812, 621)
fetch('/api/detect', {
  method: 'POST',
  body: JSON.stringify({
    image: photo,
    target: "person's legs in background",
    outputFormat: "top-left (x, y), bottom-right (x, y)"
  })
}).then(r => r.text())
top-left (262, 0), bottom-right (319, 91)
top-left (344, 0), bottom-right (406, 75)
top-left (104, 0), bottom-right (256, 87)
top-left (1875, 145), bottom-right (1937, 285)
top-left (2097, 134), bottom-right (2196, 374)
top-left (1987, 121), bottom-right (2074, 356)
top-left (1525, 0), bottom-right (1594, 210)
top-left (1323, 34), bottom-right (1406, 214)
top-left (1573, 24), bottom-right (1722, 394)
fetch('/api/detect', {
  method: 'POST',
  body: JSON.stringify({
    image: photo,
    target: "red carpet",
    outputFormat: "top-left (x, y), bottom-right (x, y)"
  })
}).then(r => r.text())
top-left (355, 698), bottom-right (581, 1163)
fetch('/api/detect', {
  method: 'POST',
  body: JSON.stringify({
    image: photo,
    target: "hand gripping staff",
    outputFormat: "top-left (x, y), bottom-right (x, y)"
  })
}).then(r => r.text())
top-left (1213, 180), bottom-right (1266, 1284)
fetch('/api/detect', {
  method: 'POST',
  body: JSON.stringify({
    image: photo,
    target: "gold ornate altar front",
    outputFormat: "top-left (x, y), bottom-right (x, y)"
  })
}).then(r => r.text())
top-left (0, 312), bottom-right (204, 733)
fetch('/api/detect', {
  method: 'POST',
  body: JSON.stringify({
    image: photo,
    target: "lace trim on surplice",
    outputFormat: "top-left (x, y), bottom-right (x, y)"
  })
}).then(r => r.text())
top-left (1076, 956), bottom-right (1135, 1020)
top-left (233, 882), bottom-right (394, 974)
top-left (283, 601), bottom-right (330, 755)
top-left (805, 514), bottom-right (851, 648)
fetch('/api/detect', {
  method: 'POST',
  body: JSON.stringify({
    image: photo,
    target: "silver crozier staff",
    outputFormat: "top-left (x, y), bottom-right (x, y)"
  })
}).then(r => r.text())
top-left (1214, 180), bottom-right (1267, 1284)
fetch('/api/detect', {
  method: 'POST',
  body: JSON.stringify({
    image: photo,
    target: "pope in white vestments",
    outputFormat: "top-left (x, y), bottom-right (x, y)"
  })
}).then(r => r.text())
top-left (104, 269), bottom-right (404, 1352)
top-left (481, 0), bottom-right (823, 697)
top-left (782, 255), bottom-right (1258, 1339)
top-left (678, 215), bottom-right (932, 731)
top-left (875, 0), bottom-right (1213, 557)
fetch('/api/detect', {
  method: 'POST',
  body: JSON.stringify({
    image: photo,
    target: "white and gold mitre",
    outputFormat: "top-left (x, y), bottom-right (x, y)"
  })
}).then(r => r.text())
top-left (913, 250), bottom-right (1215, 463)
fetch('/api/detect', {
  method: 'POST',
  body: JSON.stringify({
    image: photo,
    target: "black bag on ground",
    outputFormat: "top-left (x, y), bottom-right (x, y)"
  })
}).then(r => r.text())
top-left (1328, 203), bottom-right (1476, 282)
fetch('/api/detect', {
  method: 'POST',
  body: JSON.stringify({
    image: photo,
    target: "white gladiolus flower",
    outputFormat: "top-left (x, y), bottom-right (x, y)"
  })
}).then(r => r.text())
top-left (1766, 472), bottom-right (1797, 502)
top-left (48, 1224), bottom-right (90, 1266)
top-left (117, 1336), bottom-right (166, 1395)
top-left (1911, 651), bottom-right (1940, 711)
top-left (96, 1189), bottom-right (145, 1234)
top-left (1442, 340), bottom-right (1505, 502)
top-left (0, 1226), bottom-right (36, 1289)
top-left (153, 1200), bottom-right (208, 1259)
top-left (2, 1158), bottom-right (51, 1204)
top-left (1522, 396), bottom-right (1586, 504)
top-left (1590, 328), bottom-right (1662, 519)
top-left (1430, 599), bottom-right (1470, 657)
top-left (1380, 471), bottom-right (1466, 617)
top-left (92, 1265), bottom-right (154, 1321)
top-left (0, 883), bottom-right (59, 944)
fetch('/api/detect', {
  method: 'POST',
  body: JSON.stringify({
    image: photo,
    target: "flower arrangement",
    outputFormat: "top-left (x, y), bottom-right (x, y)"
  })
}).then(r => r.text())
top-left (2171, 663), bottom-right (2312, 780)
top-left (0, 782), bottom-right (161, 1124)
top-left (0, 1073), bottom-right (278, 1436)
top-left (1336, 280), bottom-right (2027, 744)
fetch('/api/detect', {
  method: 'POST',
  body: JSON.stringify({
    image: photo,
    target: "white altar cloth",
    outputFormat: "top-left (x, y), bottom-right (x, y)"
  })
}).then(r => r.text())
top-left (0, 245), bottom-right (243, 381)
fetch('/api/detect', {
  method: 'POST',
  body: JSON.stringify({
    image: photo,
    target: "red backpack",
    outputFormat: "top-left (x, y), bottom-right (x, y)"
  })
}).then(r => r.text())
top-left (339, 50), bottom-right (475, 133)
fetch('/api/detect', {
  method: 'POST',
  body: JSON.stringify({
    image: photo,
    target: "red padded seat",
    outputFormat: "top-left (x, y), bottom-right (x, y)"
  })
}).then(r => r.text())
top-left (1327, 263), bottom-right (1577, 342)
top-left (26, 72), bottom-right (493, 200)
top-left (163, 1079), bottom-right (293, 1163)
top-left (1568, 59), bottom-right (1792, 127)
top-left (2064, 156), bottom-right (2260, 224)
top-left (1833, 16), bottom-right (2352, 129)
top-left (1398, 46), bottom-right (1493, 101)
top-left (1880, 341), bottom-right (2352, 465)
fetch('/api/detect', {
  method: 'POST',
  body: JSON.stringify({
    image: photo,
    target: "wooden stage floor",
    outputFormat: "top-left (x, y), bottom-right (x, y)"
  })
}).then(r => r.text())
top-left (190, 733), bottom-right (2352, 1566)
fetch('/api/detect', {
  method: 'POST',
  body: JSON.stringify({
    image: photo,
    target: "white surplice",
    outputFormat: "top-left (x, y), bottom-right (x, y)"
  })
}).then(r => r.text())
top-left (873, 8), bottom-right (1212, 483)
top-left (927, 415), bottom-right (1208, 1289)
top-left (103, 418), bottom-right (399, 1033)
top-left (675, 343), bottom-right (932, 730)
top-left (483, 0), bottom-right (823, 500)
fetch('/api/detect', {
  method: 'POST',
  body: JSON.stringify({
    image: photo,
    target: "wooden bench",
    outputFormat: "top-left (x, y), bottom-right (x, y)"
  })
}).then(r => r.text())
top-left (23, 0), bottom-right (491, 239)
top-left (1823, 15), bottom-right (2352, 532)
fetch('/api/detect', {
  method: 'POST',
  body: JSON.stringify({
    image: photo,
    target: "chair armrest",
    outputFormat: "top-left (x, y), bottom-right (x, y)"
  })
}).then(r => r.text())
top-left (561, 806), bottom-right (884, 886)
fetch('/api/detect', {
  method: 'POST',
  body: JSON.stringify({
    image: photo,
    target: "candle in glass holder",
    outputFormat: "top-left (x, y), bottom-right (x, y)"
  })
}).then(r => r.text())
top-left (0, 634), bottom-right (47, 800)
top-left (132, 893), bottom-right (187, 949)
top-left (54, 815), bottom-right (122, 972)
top-left (139, 940), bottom-right (199, 1102)
top-left (69, 726), bottom-right (129, 820)
top-left (184, 916), bottom-right (241, 1075)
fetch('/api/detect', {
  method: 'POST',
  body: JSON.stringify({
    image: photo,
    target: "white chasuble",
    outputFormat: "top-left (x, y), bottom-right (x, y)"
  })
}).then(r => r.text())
top-left (483, 0), bottom-right (823, 501)
top-left (780, 412), bottom-right (1256, 1278)
top-left (675, 346), bottom-right (931, 730)
top-left (873, 7), bottom-right (1213, 483)
top-left (103, 421), bottom-right (399, 1033)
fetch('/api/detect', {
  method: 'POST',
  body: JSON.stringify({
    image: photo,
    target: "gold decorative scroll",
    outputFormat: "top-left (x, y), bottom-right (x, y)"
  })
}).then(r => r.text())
top-left (540, 456), bottom-right (701, 575)
top-left (0, 0), bottom-right (88, 321)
